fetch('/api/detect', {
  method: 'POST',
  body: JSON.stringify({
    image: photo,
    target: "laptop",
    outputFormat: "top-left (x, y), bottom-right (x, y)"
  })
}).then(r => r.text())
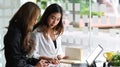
top-left (60, 45), bottom-right (103, 66)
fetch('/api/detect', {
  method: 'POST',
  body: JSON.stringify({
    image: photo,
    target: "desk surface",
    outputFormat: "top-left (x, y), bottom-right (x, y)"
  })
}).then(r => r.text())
top-left (60, 59), bottom-right (104, 67)
top-left (60, 59), bottom-right (81, 64)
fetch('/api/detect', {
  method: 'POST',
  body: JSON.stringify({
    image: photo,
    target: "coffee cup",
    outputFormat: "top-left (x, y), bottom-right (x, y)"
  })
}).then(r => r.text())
top-left (103, 52), bottom-right (114, 62)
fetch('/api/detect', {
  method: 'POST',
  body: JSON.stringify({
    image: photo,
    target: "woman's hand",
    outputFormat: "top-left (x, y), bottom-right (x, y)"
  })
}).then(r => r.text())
top-left (48, 58), bottom-right (60, 64)
top-left (57, 55), bottom-right (69, 60)
top-left (39, 56), bottom-right (60, 65)
top-left (35, 59), bottom-right (49, 67)
top-left (57, 55), bottom-right (62, 60)
top-left (63, 56), bottom-right (69, 59)
top-left (50, 58), bottom-right (60, 64)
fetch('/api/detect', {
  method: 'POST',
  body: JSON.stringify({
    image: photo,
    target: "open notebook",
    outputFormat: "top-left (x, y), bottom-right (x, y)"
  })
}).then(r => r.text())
top-left (60, 46), bottom-right (82, 64)
top-left (60, 45), bottom-right (103, 66)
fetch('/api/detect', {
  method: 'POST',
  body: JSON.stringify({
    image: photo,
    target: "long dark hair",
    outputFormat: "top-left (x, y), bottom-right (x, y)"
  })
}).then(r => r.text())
top-left (7, 2), bottom-right (40, 53)
top-left (34, 3), bottom-right (64, 39)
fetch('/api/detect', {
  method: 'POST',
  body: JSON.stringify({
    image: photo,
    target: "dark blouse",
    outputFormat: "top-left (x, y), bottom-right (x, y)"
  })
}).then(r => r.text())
top-left (53, 40), bottom-right (57, 49)
top-left (4, 27), bottom-right (39, 67)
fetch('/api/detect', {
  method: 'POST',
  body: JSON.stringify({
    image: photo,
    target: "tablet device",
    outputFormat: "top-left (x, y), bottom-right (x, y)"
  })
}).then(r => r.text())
top-left (86, 45), bottom-right (103, 66)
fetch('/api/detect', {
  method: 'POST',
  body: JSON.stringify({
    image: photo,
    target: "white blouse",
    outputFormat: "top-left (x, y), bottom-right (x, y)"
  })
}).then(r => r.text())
top-left (29, 28), bottom-right (64, 59)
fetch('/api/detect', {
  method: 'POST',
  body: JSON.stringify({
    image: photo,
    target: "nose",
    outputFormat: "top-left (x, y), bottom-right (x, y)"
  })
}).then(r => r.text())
top-left (51, 20), bottom-right (55, 25)
top-left (53, 19), bottom-right (58, 24)
top-left (35, 19), bottom-right (38, 24)
top-left (34, 22), bottom-right (37, 25)
top-left (33, 22), bottom-right (37, 26)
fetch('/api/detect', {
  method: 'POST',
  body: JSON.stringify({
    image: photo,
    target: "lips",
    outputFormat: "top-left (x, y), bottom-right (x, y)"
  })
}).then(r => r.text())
top-left (50, 24), bottom-right (54, 26)
top-left (49, 24), bottom-right (55, 28)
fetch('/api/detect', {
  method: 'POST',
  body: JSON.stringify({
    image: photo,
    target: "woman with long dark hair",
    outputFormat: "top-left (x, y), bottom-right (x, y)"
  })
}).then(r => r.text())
top-left (31, 3), bottom-right (68, 66)
top-left (4, 2), bottom-right (48, 67)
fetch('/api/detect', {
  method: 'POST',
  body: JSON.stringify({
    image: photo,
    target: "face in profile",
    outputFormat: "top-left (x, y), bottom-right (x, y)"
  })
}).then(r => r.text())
top-left (33, 15), bottom-right (39, 26)
top-left (48, 12), bottom-right (61, 29)
top-left (31, 11), bottom-right (40, 26)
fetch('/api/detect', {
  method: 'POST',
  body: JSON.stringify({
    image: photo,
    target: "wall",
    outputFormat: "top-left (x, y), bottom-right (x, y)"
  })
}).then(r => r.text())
top-left (0, 0), bottom-right (20, 67)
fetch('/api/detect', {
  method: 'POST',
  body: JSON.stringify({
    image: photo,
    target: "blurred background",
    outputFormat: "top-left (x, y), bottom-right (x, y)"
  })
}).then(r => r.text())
top-left (0, 0), bottom-right (120, 67)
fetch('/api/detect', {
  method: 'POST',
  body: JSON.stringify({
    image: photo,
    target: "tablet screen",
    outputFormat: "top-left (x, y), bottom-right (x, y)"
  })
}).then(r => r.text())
top-left (86, 45), bottom-right (103, 66)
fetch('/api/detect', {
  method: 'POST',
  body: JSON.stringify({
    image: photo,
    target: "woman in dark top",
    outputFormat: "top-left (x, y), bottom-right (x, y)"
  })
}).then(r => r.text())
top-left (4, 2), bottom-right (48, 67)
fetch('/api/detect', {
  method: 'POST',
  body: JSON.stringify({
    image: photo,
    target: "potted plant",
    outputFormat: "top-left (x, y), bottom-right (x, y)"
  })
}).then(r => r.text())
top-left (109, 52), bottom-right (120, 67)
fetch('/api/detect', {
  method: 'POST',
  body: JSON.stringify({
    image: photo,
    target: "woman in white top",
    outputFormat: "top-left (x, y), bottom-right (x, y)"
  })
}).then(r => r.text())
top-left (30, 3), bottom-right (67, 65)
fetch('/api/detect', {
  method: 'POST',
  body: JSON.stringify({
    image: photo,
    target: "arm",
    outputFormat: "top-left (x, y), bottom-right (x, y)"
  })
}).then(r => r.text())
top-left (56, 36), bottom-right (68, 60)
top-left (30, 31), bottom-right (41, 59)
top-left (4, 30), bottom-right (37, 67)
top-left (56, 36), bottom-right (64, 58)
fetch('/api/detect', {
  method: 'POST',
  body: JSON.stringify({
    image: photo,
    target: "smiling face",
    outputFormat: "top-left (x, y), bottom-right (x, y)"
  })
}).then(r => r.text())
top-left (48, 12), bottom-right (61, 29)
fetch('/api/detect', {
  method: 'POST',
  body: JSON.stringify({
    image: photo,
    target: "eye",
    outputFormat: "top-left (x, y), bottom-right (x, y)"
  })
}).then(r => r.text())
top-left (51, 16), bottom-right (55, 20)
top-left (57, 18), bottom-right (60, 21)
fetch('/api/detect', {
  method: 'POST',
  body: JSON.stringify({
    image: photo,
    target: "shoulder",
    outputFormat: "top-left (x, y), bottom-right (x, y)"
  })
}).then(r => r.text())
top-left (31, 28), bottom-right (44, 39)
top-left (32, 28), bottom-right (43, 35)
top-left (4, 28), bottom-right (22, 42)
